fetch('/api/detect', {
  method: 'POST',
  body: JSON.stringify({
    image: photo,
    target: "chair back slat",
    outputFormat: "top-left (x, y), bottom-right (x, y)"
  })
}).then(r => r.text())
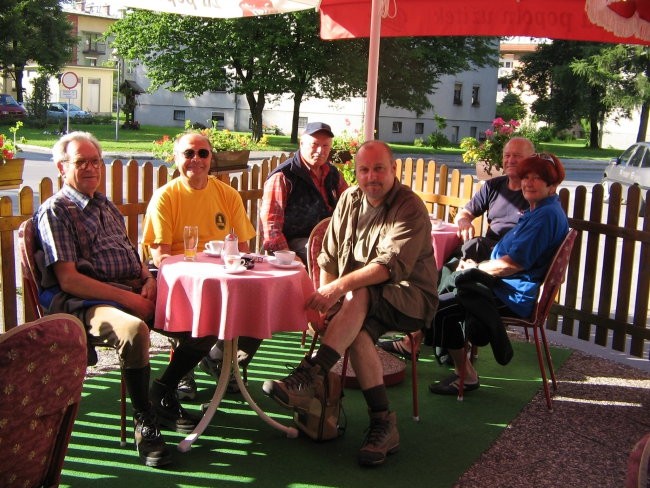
top-left (18, 219), bottom-right (44, 320)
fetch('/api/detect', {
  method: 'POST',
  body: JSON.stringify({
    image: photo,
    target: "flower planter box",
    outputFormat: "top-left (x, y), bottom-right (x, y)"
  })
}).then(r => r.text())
top-left (0, 158), bottom-right (25, 190)
top-left (209, 149), bottom-right (251, 174)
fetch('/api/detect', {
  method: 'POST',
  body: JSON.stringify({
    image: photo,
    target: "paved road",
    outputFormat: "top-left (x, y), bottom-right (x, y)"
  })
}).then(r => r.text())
top-left (1, 146), bottom-right (609, 214)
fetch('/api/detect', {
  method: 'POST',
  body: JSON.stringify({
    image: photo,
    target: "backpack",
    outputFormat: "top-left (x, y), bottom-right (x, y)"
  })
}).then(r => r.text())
top-left (293, 371), bottom-right (346, 441)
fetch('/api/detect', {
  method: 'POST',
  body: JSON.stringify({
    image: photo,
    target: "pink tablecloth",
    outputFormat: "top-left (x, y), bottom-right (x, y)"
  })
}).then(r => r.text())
top-left (431, 223), bottom-right (462, 270)
top-left (155, 253), bottom-right (316, 339)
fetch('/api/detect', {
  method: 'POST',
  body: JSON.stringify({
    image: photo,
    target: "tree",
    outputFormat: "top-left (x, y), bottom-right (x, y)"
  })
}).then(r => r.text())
top-left (496, 92), bottom-right (527, 121)
top-left (110, 11), bottom-right (304, 140)
top-left (108, 11), bottom-right (498, 141)
top-left (23, 72), bottom-right (50, 126)
top-left (571, 44), bottom-right (650, 143)
top-left (514, 41), bottom-right (643, 149)
top-left (0, 0), bottom-right (75, 102)
top-left (323, 37), bottom-right (499, 133)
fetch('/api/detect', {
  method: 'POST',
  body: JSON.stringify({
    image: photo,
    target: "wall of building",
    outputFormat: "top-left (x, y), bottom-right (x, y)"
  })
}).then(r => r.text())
top-left (132, 63), bottom-right (498, 143)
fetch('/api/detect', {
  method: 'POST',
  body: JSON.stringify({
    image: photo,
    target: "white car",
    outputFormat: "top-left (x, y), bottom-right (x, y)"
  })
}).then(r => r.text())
top-left (47, 102), bottom-right (92, 121)
top-left (602, 142), bottom-right (650, 214)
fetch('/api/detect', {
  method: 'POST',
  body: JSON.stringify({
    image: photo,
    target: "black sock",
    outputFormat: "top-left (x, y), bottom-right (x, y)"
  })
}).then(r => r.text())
top-left (362, 385), bottom-right (389, 413)
top-left (311, 344), bottom-right (341, 372)
top-left (159, 348), bottom-right (202, 388)
top-left (123, 365), bottom-right (151, 413)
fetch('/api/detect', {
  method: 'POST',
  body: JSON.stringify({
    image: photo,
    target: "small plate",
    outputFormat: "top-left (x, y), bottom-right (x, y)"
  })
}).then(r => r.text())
top-left (222, 265), bottom-right (246, 274)
top-left (267, 257), bottom-right (301, 269)
top-left (204, 250), bottom-right (222, 257)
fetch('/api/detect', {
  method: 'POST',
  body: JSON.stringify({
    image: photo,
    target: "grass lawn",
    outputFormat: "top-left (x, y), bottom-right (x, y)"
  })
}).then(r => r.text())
top-left (11, 121), bottom-right (625, 160)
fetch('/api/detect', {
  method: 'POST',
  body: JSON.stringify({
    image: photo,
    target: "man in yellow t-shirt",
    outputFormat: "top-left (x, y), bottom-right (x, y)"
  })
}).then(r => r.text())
top-left (142, 132), bottom-right (257, 399)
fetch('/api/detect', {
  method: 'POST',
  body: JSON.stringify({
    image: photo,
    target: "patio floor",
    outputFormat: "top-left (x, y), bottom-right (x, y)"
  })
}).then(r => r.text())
top-left (89, 329), bottom-right (650, 487)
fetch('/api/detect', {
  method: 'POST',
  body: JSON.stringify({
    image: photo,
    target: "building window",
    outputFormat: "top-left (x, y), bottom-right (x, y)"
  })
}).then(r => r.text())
top-left (453, 83), bottom-right (462, 105)
top-left (451, 126), bottom-right (459, 144)
top-left (298, 117), bottom-right (308, 128)
top-left (472, 86), bottom-right (480, 106)
top-left (392, 121), bottom-right (402, 133)
top-left (470, 126), bottom-right (477, 138)
top-left (415, 122), bottom-right (424, 135)
top-left (82, 32), bottom-right (106, 54)
top-left (173, 110), bottom-right (185, 121)
top-left (211, 112), bottom-right (224, 128)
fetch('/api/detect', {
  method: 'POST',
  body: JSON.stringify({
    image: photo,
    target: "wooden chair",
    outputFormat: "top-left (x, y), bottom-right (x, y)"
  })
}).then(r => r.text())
top-left (457, 228), bottom-right (578, 411)
top-left (306, 218), bottom-right (420, 421)
top-left (18, 218), bottom-right (128, 446)
top-left (0, 314), bottom-right (87, 488)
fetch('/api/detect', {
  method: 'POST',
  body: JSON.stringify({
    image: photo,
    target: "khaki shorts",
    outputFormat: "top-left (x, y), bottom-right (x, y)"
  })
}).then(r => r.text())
top-left (362, 285), bottom-right (426, 343)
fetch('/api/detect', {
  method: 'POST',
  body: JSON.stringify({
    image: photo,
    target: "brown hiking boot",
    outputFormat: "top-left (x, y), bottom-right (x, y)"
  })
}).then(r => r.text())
top-left (133, 410), bottom-right (172, 467)
top-left (358, 410), bottom-right (400, 466)
top-left (262, 358), bottom-right (325, 411)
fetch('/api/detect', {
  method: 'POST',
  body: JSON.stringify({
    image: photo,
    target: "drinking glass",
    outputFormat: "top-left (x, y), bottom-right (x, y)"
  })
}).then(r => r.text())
top-left (183, 225), bottom-right (199, 261)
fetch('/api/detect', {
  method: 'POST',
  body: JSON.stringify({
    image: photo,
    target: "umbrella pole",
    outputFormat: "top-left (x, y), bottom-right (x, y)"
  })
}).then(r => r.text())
top-left (364, 0), bottom-right (382, 141)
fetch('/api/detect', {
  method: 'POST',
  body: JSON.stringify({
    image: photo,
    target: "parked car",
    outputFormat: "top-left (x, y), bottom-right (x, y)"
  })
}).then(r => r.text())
top-left (0, 93), bottom-right (27, 120)
top-left (46, 102), bottom-right (92, 121)
top-left (602, 141), bottom-right (649, 215)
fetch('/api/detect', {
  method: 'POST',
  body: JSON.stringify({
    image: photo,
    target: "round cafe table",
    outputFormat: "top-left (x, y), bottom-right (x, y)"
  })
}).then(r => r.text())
top-left (154, 252), bottom-right (317, 450)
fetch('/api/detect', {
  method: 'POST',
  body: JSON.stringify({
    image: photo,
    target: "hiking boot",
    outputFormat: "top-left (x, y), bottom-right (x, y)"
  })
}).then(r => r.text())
top-left (150, 379), bottom-right (201, 434)
top-left (262, 358), bottom-right (325, 411)
top-left (198, 355), bottom-right (242, 394)
top-left (133, 409), bottom-right (172, 467)
top-left (176, 370), bottom-right (197, 401)
top-left (358, 411), bottom-right (400, 467)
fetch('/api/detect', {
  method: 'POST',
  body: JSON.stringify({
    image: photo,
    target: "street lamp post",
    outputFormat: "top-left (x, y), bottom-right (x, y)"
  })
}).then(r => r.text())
top-left (114, 58), bottom-right (121, 141)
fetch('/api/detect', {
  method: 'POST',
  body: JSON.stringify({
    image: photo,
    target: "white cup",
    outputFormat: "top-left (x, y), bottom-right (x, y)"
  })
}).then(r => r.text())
top-left (274, 250), bottom-right (296, 265)
top-left (223, 254), bottom-right (244, 270)
top-left (205, 240), bottom-right (224, 254)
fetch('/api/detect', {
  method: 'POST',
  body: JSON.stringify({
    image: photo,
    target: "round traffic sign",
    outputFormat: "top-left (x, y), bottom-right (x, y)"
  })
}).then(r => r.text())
top-left (61, 71), bottom-right (79, 89)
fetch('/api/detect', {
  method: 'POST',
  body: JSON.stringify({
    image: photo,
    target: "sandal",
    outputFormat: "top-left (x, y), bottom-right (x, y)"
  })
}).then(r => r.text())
top-left (429, 376), bottom-right (479, 395)
top-left (378, 334), bottom-right (421, 360)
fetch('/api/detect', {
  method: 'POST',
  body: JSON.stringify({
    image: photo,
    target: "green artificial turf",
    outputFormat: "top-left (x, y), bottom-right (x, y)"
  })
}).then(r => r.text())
top-left (60, 332), bottom-right (571, 488)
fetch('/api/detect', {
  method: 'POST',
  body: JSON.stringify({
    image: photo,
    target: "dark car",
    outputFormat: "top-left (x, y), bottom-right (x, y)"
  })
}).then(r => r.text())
top-left (0, 93), bottom-right (27, 120)
top-left (602, 141), bottom-right (650, 215)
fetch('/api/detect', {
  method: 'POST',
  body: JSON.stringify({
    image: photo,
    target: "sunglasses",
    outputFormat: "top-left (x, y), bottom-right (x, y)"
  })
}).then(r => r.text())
top-left (181, 148), bottom-right (211, 159)
top-left (532, 152), bottom-right (556, 166)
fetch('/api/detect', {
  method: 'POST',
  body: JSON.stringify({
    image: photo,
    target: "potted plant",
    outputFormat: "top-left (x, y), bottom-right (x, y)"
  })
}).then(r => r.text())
top-left (152, 121), bottom-right (268, 173)
top-left (460, 118), bottom-right (520, 180)
top-left (331, 121), bottom-right (364, 185)
top-left (0, 121), bottom-right (25, 190)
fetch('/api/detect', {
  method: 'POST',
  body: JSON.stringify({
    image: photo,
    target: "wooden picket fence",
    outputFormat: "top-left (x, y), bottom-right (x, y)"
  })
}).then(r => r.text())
top-left (1, 155), bottom-right (649, 361)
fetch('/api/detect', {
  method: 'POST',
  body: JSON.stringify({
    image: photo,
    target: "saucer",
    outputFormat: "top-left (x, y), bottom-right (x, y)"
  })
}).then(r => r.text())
top-left (267, 257), bottom-right (302, 269)
top-left (222, 265), bottom-right (246, 274)
top-left (204, 250), bottom-right (222, 257)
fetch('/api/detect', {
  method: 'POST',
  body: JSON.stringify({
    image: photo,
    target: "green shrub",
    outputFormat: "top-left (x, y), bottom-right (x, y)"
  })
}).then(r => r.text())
top-left (427, 131), bottom-right (450, 149)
